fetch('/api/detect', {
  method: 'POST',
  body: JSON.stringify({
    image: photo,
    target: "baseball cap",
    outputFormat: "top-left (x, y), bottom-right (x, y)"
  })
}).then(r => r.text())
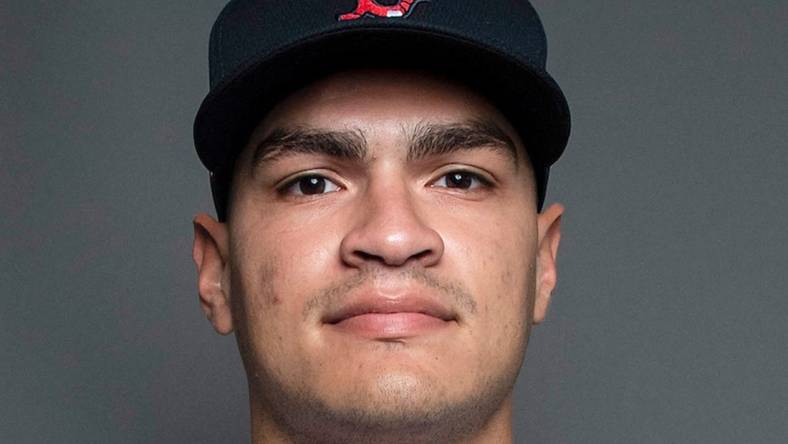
top-left (194, 0), bottom-right (570, 221)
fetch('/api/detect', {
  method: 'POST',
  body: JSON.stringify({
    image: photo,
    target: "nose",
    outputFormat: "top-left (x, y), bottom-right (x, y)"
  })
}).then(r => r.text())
top-left (340, 176), bottom-right (444, 269)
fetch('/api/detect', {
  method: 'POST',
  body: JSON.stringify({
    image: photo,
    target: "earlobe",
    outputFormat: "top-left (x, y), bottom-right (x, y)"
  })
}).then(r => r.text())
top-left (192, 213), bottom-right (234, 335)
top-left (533, 203), bottom-right (564, 325)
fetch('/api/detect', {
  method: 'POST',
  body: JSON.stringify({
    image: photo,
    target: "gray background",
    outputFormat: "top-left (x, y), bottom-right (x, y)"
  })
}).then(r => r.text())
top-left (2, 1), bottom-right (786, 442)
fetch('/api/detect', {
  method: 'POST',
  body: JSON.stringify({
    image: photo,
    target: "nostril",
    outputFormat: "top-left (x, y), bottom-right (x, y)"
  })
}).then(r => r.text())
top-left (352, 248), bottom-right (434, 267)
top-left (412, 249), bottom-right (433, 261)
top-left (354, 251), bottom-right (382, 262)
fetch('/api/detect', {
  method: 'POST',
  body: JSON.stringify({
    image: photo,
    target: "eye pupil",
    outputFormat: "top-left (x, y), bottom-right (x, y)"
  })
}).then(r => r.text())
top-left (300, 176), bottom-right (326, 194)
top-left (447, 172), bottom-right (473, 188)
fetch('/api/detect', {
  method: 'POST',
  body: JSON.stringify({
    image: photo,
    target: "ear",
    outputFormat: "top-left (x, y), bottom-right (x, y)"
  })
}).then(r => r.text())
top-left (192, 213), bottom-right (234, 335)
top-left (533, 203), bottom-right (564, 325)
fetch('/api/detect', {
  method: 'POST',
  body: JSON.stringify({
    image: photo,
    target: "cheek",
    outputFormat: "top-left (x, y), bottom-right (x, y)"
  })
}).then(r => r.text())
top-left (448, 215), bottom-right (534, 297)
top-left (233, 211), bottom-right (337, 299)
top-left (443, 214), bottom-right (535, 353)
top-left (229, 219), bottom-right (338, 368)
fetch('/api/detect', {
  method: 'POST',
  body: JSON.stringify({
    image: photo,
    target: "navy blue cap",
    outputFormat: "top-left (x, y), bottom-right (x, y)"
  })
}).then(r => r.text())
top-left (194, 0), bottom-right (570, 220)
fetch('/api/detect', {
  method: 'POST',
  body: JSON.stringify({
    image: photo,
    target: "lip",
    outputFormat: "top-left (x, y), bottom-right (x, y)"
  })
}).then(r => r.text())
top-left (323, 292), bottom-right (456, 339)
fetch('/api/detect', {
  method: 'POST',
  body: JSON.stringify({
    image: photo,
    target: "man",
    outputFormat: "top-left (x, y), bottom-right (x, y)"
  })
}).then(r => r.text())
top-left (191, 1), bottom-right (569, 442)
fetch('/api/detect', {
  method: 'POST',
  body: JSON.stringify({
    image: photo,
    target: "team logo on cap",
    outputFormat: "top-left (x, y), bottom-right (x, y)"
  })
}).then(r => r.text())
top-left (338, 0), bottom-right (428, 21)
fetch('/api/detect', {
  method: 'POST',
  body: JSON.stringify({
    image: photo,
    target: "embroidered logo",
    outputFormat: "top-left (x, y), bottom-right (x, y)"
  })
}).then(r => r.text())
top-left (338, 0), bottom-right (428, 21)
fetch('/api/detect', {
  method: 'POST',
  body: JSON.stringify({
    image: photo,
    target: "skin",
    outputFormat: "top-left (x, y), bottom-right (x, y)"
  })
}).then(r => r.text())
top-left (192, 68), bottom-right (563, 444)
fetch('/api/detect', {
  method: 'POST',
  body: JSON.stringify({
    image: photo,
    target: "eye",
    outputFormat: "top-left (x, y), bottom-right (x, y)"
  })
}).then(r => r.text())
top-left (280, 174), bottom-right (341, 196)
top-left (431, 170), bottom-right (492, 190)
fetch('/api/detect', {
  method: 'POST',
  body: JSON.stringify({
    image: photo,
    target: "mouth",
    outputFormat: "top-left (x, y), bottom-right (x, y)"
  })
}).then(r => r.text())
top-left (323, 294), bottom-right (457, 340)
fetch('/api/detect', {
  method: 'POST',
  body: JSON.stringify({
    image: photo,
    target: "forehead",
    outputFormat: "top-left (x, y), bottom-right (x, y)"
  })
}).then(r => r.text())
top-left (249, 68), bottom-right (520, 145)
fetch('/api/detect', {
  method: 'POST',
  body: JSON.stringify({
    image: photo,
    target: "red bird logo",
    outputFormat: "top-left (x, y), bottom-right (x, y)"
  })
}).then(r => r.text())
top-left (338, 0), bottom-right (428, 21)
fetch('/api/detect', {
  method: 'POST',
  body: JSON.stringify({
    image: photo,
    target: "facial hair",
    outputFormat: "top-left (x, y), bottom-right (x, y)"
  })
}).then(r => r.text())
top-left (237, 265), bottom-right (527, 444)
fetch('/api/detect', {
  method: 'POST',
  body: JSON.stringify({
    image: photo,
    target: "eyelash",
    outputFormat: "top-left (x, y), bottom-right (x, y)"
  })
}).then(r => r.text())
top-left (278, 170), bottom-right (493, 197)
top-left (431, 170), bottom-right (493, 191)
top-left (279, 174), bottom-right (342, 197)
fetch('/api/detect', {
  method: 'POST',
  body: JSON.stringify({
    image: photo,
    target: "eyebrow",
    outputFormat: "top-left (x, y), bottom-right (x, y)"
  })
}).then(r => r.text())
top-left (250, 119), bottom-right (519, 174)
top-left (408, 119), bottom-right (518, 167)
top-left (252, 127), bottom-right (368, 168)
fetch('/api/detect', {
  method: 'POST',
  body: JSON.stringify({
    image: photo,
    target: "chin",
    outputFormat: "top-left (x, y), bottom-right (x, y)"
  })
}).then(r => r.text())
top-left (256, 360), bottom-right (515, 444)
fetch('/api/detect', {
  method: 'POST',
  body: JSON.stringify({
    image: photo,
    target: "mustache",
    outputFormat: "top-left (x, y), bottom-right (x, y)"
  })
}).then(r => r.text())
top-left (302, 266), bottom-right (477, 321)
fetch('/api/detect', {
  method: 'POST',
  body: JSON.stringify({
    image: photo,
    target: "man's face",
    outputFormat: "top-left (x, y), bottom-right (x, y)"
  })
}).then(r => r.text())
top-left (193, 68), bottom-right (563, 441)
